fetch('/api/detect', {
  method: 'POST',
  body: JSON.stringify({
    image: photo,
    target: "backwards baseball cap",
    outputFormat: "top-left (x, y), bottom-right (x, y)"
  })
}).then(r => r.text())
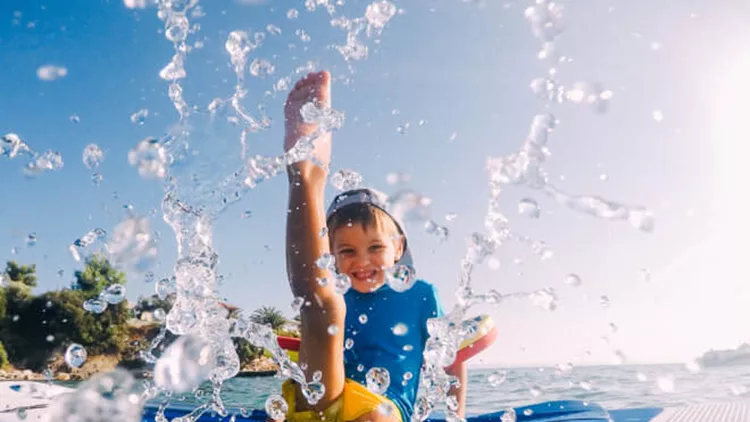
top-left (325, 187), bottom-right (415, 271)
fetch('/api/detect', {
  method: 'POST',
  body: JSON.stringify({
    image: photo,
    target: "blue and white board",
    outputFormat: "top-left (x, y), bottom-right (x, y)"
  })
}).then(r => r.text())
top-left (3, 381), bottom-right (750, 422)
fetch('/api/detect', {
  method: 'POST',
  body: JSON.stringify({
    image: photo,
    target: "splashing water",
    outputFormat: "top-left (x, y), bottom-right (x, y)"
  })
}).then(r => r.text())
top-left (330, 169), bottom-right (363, 191)
top-left (83, 144), bottom-right (104, 169)
top-left (153, 335), bottom-right (215, 394)
top-left (131, 109), bottom-right (150, 125)
top-left (47, 369), bottom-right (143, 422)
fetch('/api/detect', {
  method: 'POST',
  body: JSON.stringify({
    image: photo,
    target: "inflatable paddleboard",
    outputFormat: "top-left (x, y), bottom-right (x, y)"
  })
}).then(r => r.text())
top-left (4, 381), bottom-right (750, 421)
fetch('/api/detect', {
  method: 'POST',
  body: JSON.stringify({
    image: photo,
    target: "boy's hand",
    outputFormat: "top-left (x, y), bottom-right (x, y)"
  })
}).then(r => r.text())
top-left (284, 71), bottom-right (332, 173)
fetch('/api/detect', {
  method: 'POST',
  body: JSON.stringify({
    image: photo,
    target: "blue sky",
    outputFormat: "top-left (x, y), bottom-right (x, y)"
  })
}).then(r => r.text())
top-left (1, 0), bottom-right (749, 368)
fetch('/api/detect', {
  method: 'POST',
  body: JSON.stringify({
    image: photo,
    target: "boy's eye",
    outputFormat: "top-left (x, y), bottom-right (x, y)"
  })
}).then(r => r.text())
top-left (369, 244), bottom-right (384, 251)
top-left (339, 249), bottom-right (355, 255)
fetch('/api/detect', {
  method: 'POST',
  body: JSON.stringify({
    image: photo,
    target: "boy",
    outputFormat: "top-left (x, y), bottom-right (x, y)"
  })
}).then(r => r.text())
top-left (282, 71), bottom-right (466, 422)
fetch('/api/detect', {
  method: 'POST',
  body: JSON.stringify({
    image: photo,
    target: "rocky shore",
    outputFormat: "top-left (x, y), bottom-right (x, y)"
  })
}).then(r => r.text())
top-left (0, 355), bottom-right (279, 382)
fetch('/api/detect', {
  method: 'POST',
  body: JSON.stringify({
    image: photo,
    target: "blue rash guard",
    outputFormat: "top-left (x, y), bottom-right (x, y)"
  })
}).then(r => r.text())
top-left (343, 280), bottom-right (445, 421)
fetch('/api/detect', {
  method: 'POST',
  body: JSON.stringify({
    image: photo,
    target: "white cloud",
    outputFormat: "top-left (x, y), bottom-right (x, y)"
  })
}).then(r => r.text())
top-left (36, 65), bottom-right (68, 81)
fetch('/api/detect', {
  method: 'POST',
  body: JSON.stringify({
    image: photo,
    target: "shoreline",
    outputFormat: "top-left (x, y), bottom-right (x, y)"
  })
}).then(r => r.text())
top-left (0, 355), bottom-right (280, 382)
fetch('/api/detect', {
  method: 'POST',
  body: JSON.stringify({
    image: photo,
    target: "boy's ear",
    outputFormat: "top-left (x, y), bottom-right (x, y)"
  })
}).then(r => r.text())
top-left (393, 233), bottom-right (405, 262)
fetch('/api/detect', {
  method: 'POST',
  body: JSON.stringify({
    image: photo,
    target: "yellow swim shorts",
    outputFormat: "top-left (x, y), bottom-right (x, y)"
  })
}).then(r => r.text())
top-left (281, 379), bottom-right (402, 422)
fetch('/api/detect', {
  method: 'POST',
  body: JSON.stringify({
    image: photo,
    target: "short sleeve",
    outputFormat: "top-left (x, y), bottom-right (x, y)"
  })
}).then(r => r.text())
top-left (423, 282), bottom-right (445, 320)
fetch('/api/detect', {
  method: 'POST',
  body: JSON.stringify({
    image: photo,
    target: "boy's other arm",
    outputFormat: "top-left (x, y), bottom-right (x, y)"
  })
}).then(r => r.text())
top-left (446, 361), bottom-right (467, 418)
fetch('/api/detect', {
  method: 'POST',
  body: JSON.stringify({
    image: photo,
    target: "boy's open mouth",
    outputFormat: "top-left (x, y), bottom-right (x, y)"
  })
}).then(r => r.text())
top-left (351, 269), bottom-right (378, 283)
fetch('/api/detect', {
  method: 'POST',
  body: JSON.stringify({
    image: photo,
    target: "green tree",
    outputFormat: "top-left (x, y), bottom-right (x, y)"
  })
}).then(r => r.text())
top-left (72, 254), bottom-right (127, 298)
top-left (250, 306), bottom-right (288, 331)
top-left (4, 261), bottom-right (37, 287)
top-left (0, 340), bottom-right (8, 368)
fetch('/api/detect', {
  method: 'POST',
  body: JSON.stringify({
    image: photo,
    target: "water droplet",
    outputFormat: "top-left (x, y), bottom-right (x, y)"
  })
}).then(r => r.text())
top-left (242, 210), bottom-right (253, 219)
top-left (330, 169), bottom-right (363, 191)
top-left (357, 364), bottom-right (365, 372)
top-left (102, 284), bottom-right (126, 304)
top-left (652, 110), bottom-right (664, 122)
top-left (392, 323), bottom-right (408, 336)
top-left (639, 268), bottom-right (651, 282)
top-left (24, 150), bottom-right (64, 176)
top-left (529, 385), bottom-right (543, 397)
top-left (128, 137), bottom-right (168, 179)
top-left (500, 408), bottom-right (516, 422)
top-left (564, 81), bottom-right (611, 113)
top-left (301, 381), bottom-right (325, 405)
top-left (57, 269), bottom-right (64, 277)
top-left (274, 77), bottom-right (291, 92)
top-left (385, 264), bottom-right (416, 292)
top-left (17, 408), bottom-right (27, 420)
top-left (565, 273), bottom-right (582, 286)
top-left (153, 308), bottom-right (166, 321)
top-left (298, 102), bottom-right (345, 137)
top-left (488, 369), bottom-right (507, 387)
top-left (358, 314), bottom-right (368, 324)
top-left (684, 359), bottom-right (701, 373)
top-left (316, 277), bottom-right (328, 287)
top-left (130, 109), bottom-right (149, 125)
top-left (579, 380), bottom-right (593, 391)
top-left (599, 295), bottom-right (610, 308)
top-left (83, 298), bottom-right (107, 314)
top-left (385, 172), bottom-right (410, 186)
top-left (396, 122), bottom-right (410, 134)
top-left (523, 409), bottom-right (534, 417)
top-left (12, 315), bottom-right (19, 322)
top-left (37, 65), bottom-right (68, 81)
top-left (46, 334), bottom-right (54, 342)
top-left (319, 227), bottom-right (328, 237)
top-left (266, 24), bottom-right (281, 35)
top-left (91, 172), bottom-right (103, 186)
top-left (165, 14), bottom-right (189, 42)
top-left (291, 297), bottom-right (305, 313)
top-left (628, 208), bottom-right (655, 232)
top-left (43, 368), bottom-right (54, 380)
top-left (345, 338), bottom-right (354, 349)
top-left (154, 335), bottom-right (215, 393)
top-left (518, 198), bottom-right (540, 218)
top-left (656, 376), bottom-right (675, 393)
top-left (295, 29), bottom-right (311, 43)
top-left (249, 58), bottom-right (275, 77)
top-left (25, 233), bottom-right (37, 247)
top-left (156, 277), bottom-right (176, 299)
top-left (365, 1), bottom-right (397, 37)
top-left (287, 8), bottom-right (299, 19)
top-left (333, 273), bottom-right (351, 294)
top-left (327, 324), bottom-right (339, 335)
top-left (445, 212), bottom-right (457, 222)
top-left (636, 372), bottom-right (647, 381)
top-left (530, 287), bottom-right (558, 311)
top-left (424, 220), bottom-right (448, 240)
top-left (265, 395), bottom-right (288, 420)
top-left (365, 367), bottom-right (390, 394)
top-left (402, 344), bottom-right (413, 352)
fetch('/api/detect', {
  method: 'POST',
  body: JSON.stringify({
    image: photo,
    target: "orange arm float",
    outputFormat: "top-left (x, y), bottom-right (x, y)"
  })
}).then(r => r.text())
top-left (273, 315), bottom-right (497, 370)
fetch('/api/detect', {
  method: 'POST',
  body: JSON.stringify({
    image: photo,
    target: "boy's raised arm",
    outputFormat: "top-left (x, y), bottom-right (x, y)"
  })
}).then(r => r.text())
top-left (283, 71), bottom-right (336, 302)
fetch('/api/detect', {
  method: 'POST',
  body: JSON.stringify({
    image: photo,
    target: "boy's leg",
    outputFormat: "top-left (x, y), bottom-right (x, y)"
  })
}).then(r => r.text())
top-left (284, 71), bottom-right (346, 414)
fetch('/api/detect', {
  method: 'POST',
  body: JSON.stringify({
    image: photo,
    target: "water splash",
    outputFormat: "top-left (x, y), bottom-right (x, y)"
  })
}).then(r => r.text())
top-left (83, 144), bottom-right (104, 169)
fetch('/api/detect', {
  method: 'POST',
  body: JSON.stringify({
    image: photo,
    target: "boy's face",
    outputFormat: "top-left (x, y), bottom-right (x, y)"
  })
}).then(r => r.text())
top-left (331, 222), bottom-right (403, 293)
